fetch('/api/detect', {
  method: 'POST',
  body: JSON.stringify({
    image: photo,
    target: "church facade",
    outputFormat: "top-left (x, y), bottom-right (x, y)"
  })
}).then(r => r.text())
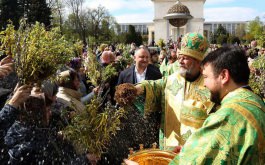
top-left (149, 0), bottom-right (206, 44)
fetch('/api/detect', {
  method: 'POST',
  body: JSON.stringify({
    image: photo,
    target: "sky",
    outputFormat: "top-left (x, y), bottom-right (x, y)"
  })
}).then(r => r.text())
top-left (83, 0), bottom-right (265, 23)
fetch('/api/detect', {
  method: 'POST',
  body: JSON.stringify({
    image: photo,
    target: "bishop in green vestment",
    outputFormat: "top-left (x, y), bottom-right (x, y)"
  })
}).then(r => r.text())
top-left (135, 33), bottom-right (215, 150)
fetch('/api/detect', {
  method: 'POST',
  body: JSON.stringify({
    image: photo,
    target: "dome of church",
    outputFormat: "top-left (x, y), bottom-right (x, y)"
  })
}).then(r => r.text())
top-left (164, 0), bottom-right (193, 27)
top-left (167, 1), bottom-right (190, 14)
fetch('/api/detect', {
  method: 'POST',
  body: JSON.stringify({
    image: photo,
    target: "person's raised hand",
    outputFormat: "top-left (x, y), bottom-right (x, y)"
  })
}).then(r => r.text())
top-left (0, 55), bottom-right (13, 65)
top-left (8, 85), bottom-right (33, 109)
top-left (0, 63), bottom-right (13, 78)
top-left (135, 84), bottom-right (144, 95)
top-left (93, 86), bottom-right (100, 95)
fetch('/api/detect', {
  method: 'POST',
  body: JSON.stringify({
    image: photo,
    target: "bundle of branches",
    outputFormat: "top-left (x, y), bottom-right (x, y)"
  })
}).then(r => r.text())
top-left (249, 56), bottom-right (265, 99)
top-left (114, 83), bottom-right (137, 106)
top-left (157, 38), bottom-right (166, 49)
top-left (84, 44), bottom-right (133, 87)
top-left (0, 21), bottom-right (15, 56)
top-left (63, 98), bottom-right (126, 157)
top-left (84, 49), bottom-right (118, 87)
top-left (0, 19), bottom-right (79, 85)
top-left (63, 50), bottom-right (127, 157)
top-left (115, 43), bottom-right (134, 70)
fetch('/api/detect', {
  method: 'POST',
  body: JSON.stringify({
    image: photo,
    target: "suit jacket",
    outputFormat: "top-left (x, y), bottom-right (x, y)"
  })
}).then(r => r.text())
top-left (108, 64), bottom-right (162, 164)
top-left (117, 64), bottom-right (162, 85)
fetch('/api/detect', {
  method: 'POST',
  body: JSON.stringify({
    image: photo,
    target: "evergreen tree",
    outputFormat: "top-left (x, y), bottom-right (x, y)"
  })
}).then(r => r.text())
top-left (228, 35), bottom-right (241, 45)
top-left (26, 0), bottom-right (52, 26)
top-left (0, 0), bottom-right (22, 29)
top-left (125, 25), bottom-right (142, 46)
top-left (100, 19), bottom-right (111, 42)
top-left (0, 0), bottom-right (52, 29)
top-left (215, 24), bottom-right (228, 36)
top-left (213, 24), bottom-right (228, 45)
top-left (217, 34), bottom-right (228, 45)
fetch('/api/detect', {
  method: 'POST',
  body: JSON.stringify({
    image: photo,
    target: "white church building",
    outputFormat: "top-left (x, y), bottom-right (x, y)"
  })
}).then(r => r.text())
top-left (150, 0), bottom-right (205, 43)
top-left (118, 0), bottom-right (248, 44)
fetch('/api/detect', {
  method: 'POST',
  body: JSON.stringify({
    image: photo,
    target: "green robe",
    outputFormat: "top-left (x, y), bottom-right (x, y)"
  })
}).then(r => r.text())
top-left (170, 88), bottom-right (265, 165)
top-left (159, 60), bottom-right (179, 77)
top-left (140, 72), bottom-right (214, 150)
top-left (159, 58), bottom-right (169, 76)
top-left (166, 62), bottom-right (179, 76)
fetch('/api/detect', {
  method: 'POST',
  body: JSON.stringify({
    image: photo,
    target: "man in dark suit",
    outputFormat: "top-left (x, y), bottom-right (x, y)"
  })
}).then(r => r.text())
top-left (117, 47), bottom-right (162, 85)
top-left (103, 48), bottom-right (162, 164)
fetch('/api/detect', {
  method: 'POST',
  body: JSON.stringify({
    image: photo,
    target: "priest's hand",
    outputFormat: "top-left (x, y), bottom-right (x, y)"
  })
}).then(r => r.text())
top-left (172, 146), bottom-right (182, 153)
top-left (135, 84), bottom-right (144, 95)
top-left (123, 159), bottom-right (139, 165)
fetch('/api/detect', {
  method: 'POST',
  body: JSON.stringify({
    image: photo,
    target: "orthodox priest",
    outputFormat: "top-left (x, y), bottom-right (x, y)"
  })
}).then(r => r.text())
top-left (134, 32), bottom-right (215, 150)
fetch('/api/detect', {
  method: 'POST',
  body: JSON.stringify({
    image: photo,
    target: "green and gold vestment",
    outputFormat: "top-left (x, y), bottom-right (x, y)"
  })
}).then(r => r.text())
top-left (159, 60), bottom-right (179, 77)
top-left (170, 88), bottom-right (265, 165)
top-left (140, 72), bottom-right (214, 150)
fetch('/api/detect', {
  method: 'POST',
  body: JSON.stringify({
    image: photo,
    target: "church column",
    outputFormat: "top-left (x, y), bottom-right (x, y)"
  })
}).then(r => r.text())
top-left (166, 20), bottom-right (170, 41)
top-left (186, 21), bottom-right (191, 34)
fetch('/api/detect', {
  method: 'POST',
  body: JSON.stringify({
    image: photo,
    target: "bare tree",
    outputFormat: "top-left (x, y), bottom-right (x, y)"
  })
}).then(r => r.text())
top-left (65, 0), bottom-right (86, 42)
top-left (47, 0), bottom-right (64, 32)
top-left (86, 5), bottom-right (113, 39)
top-left (62, 3), bottom-right (117, 43)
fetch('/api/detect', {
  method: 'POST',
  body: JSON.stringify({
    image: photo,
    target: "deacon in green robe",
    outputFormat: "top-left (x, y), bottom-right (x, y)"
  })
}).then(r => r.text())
top-left (166, 61), bottom-right (179, 76)
top-left (159, 49), bottom-right (179, 77)
top-left (170, 46), bottom-right (265, 164)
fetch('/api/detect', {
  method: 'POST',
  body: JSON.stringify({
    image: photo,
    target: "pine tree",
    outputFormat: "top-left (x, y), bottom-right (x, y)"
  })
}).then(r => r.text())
top-left (26, 0), bottom-right (52, 26)
top-left (125, 25), bottom-right (143, 46)
top-left (0, 0), bottom-right (52, 29)
top-left (0, 0), bottom-right (22, 29)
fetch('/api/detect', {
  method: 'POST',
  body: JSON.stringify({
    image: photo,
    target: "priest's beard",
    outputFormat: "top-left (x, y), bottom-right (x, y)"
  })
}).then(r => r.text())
top-left (179, 62), bottom-right (199, 82)
top-left (210, 90), bottom-right (221, 105)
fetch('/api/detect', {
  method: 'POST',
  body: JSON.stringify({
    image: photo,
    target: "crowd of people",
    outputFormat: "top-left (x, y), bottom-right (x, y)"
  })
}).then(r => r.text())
top-left (0, 31), bottom-right (265, 165)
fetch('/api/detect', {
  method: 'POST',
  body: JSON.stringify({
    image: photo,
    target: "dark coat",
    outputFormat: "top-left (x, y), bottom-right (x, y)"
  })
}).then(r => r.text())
top-left (0, 104), bottom-right (20, 163)
top-left (4, 103), bottom-right (89, 165)
top-left (0, 104), bottom-right (19, 139)
top-left (5, 121), bottom-right (88, 165)
top-left (5, 121), bottom-right (52, 165)
top-left (117, 64), bottom-right (162, 85)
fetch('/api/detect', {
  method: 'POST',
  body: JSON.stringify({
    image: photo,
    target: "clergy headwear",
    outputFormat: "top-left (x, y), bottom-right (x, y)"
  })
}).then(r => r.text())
top-left (179, 32), bottom-right (208, 61)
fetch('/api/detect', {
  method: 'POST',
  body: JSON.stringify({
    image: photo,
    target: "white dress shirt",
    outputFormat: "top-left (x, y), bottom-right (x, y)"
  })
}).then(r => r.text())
top-left (135, 67), bottom-right (147, 83)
